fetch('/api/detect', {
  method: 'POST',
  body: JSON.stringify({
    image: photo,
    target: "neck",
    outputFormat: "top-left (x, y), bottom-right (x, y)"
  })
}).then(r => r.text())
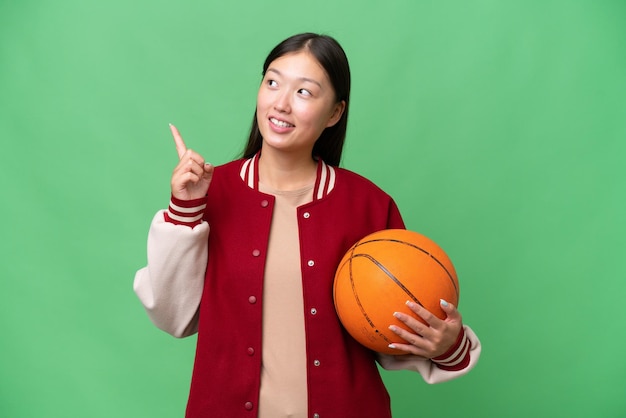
top-left (258, 148), bottom-right (317, 191)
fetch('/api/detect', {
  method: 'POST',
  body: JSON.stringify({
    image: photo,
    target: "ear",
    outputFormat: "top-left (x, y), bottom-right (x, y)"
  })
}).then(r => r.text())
top-left (326, 100), bottom-right (346, 128)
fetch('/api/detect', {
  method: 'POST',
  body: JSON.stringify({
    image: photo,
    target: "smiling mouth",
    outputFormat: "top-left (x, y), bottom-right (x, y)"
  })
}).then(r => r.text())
top-left (270, 117), bottom-right (295, 128)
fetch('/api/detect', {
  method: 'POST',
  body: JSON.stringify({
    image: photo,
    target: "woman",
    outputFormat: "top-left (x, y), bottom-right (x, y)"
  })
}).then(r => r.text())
top-left (134, 33), bottom-right (481, 418)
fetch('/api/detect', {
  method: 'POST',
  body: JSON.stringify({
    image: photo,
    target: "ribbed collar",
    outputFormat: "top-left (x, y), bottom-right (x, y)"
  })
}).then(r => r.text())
top-left (239, 152), bottom-right (336, 202)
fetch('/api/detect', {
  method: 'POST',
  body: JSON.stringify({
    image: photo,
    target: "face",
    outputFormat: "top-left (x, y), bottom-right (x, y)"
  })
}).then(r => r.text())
top-left (256, 51), bottom-right (345, 158)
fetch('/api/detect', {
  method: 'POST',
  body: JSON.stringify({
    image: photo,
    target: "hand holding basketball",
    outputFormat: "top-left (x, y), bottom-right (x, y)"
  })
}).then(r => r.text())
top-left (333, 229), bottom-right (461, 355)
top-left (170, 124), bottom-right (214, 201)
top-left (388, 299), bottom-right (463, 358)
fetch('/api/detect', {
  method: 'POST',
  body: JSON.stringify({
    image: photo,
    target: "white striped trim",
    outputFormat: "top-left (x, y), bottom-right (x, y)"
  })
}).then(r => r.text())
top-left (239, 156), bottom-right (336, 199)
top-left (240, 154), bottom-right (256, 189)
top-left (167, 211), bottom-right (204, 223)
top-left (167, 200), bottom-right (207, 223)
top-left (169, 201), bottom-right (207, 214)
top-left (433, 333), bottom-right (470, 367)
top-left (318, 161), bottom-right (336, 199)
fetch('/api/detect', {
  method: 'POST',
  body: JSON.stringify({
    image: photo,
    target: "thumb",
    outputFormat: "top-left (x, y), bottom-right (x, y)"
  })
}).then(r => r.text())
top-left (202, 163), bottom-right (215, 182)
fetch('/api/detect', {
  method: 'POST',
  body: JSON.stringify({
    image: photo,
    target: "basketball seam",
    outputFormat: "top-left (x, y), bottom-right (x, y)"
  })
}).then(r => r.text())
top-left (358, 238), bottom-right (459, 296)
top-left (346, 246), bottom-right (392, 344)
top-left (352, 254), bottom-right (424, 307)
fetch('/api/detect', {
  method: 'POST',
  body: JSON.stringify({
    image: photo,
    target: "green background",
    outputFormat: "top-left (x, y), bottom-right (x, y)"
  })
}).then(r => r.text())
top-left (1, 0), bottom-right (624, 417)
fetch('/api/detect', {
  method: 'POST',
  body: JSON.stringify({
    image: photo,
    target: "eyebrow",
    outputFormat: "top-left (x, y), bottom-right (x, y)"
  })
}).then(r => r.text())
top-left (266, 68), bottom-right (322, 89)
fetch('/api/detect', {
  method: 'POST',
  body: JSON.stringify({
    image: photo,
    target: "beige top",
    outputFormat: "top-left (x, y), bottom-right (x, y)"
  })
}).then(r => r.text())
top-left (258, 182), bottom-right (314, 418)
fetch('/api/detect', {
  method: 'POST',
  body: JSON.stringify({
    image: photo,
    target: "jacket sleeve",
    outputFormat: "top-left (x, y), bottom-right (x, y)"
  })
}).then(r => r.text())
top-left (376, 325), bottom-right (481, 384)
top-left (133, 200), bottom-right (209, 338)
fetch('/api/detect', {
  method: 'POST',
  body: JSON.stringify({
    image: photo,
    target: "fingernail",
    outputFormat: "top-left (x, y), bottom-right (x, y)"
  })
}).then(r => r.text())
top-left (440, 299), bottom-right (449, 307)
top-left (388, 344), bottom-right (396, 349)
top-left (405, 300), bottom-right (415, 308)
top-left (393, 312), bottom-right (400, 318)
top-left (388, 325), bottom-right (397, 332)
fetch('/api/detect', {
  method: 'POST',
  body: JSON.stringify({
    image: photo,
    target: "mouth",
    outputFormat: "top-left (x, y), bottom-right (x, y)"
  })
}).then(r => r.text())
top-left (270, 117), bottom-right (295, 128)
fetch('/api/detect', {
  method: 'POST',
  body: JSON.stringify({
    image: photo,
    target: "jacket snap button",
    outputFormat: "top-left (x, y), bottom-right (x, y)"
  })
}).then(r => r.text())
top-left (313, 414), bottom-right (320, 418)
top-left (303, 212), bottom-right (310, 218)
top-left (314, 359), bottom-right (321, 366)
top-left (247, 347), bottom-right (255, 356)
top-left (307, 260), bottom-right (314, 267)
top-left (310, 308), bottom-right (317, 315)
top-left (244, 401), bottom-right (253, 410)
top-left (252, 249), bottom-right (260, 257)
top-left (248, 296), bottom-right (257, 304)
top-left (260, 200), bottom-right (269, 207)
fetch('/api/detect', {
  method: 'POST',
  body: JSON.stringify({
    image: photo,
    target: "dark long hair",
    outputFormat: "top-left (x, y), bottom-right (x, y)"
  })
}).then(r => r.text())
top-left (241, 33), bottom-right (351, 167)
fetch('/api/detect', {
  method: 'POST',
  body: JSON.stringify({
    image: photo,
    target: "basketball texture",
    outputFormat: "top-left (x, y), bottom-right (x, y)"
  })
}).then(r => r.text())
top-left (333, 229), bottom-right (459, 355)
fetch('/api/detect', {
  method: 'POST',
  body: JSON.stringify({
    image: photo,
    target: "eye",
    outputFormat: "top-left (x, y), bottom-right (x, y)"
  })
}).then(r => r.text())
top-left (267, 79), bottom-right (278, 88)
top-left (298, 88), bottom-right (312, 97)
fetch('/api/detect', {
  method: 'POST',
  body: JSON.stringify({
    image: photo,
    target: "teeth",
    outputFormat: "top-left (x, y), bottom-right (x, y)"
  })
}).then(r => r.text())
top-left (270, 117), bottom-right (294, 128)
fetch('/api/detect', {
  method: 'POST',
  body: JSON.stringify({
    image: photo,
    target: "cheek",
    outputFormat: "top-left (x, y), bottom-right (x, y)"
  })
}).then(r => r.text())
top-left (256, 88), bottom-right (273, 113)
top-left (256, 91), bottom-right (265, 113)
top-left (294, 103), bottom-right (328, 128)
top-left (256, 94), bottom-right (268, 133)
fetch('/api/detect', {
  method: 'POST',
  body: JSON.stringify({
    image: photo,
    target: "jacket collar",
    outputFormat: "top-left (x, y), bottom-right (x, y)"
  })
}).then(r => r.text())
top-left (239, 152), bottom-right (336, 201)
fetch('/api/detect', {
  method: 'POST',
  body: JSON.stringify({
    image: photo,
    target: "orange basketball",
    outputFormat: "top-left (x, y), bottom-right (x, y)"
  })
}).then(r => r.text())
top-left (333, 229), bottom-right (459, 355)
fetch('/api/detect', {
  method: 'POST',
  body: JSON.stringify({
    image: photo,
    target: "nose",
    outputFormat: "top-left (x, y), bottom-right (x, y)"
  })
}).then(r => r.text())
top-left (273, 91), bottom-right (291, 113)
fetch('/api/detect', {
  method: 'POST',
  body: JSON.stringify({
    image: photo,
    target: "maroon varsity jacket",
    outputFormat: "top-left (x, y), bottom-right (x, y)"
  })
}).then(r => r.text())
top-left (185, 156), bottom-right (405, 417)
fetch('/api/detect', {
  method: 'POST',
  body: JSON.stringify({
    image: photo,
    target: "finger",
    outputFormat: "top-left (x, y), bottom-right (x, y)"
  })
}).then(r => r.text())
top-left (173, 155), bottom-right (198, 173)
top-left (386, 341), bottom-right (426, 357)
top-left (388, 325), bottom-right (432, 357)
top-left (173, 149), bottom-right (206, 173)
top-left (388, 324), bottom-right (423, 345)
top-left (174, 157), bottom-right (206, 180)
top-left (405, 300), bottom-right (442, 328)
top-left (392, 311), bottom-right (431, 338)
top-left (169, 123), bottom-right (187, 159)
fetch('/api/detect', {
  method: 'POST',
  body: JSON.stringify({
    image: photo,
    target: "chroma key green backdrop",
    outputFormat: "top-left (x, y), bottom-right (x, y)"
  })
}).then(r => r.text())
top-left (1, 1), bottom-right (625, 417)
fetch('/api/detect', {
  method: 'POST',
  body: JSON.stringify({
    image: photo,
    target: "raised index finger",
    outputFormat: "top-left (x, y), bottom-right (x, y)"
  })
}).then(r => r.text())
top-left (169, 123), bottom-right (187, 159)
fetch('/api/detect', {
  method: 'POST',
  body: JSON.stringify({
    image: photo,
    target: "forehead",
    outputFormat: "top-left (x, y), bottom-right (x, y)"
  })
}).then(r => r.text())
top-left (266, 51), bottom-right (329, 85)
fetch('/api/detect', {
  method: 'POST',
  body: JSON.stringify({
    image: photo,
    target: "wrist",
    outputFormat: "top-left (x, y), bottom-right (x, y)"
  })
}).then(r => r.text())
top-left (164, 194), bottom-right (207, 227)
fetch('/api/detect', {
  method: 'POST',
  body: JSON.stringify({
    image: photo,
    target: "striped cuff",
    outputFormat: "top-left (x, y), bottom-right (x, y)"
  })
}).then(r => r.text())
top-left (163, 195), bottom-right (207, 227)
top-left (431, 327), bottom-right (471, 371)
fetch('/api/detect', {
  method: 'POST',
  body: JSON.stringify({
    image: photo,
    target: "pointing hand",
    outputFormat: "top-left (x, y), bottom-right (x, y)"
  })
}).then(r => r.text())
top-left (169, 124), bottom-right (214, 200)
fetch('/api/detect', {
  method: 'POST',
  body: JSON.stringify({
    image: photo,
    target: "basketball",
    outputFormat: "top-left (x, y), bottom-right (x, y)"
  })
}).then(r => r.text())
top-left (333, 229), bottom-right (459, 355)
